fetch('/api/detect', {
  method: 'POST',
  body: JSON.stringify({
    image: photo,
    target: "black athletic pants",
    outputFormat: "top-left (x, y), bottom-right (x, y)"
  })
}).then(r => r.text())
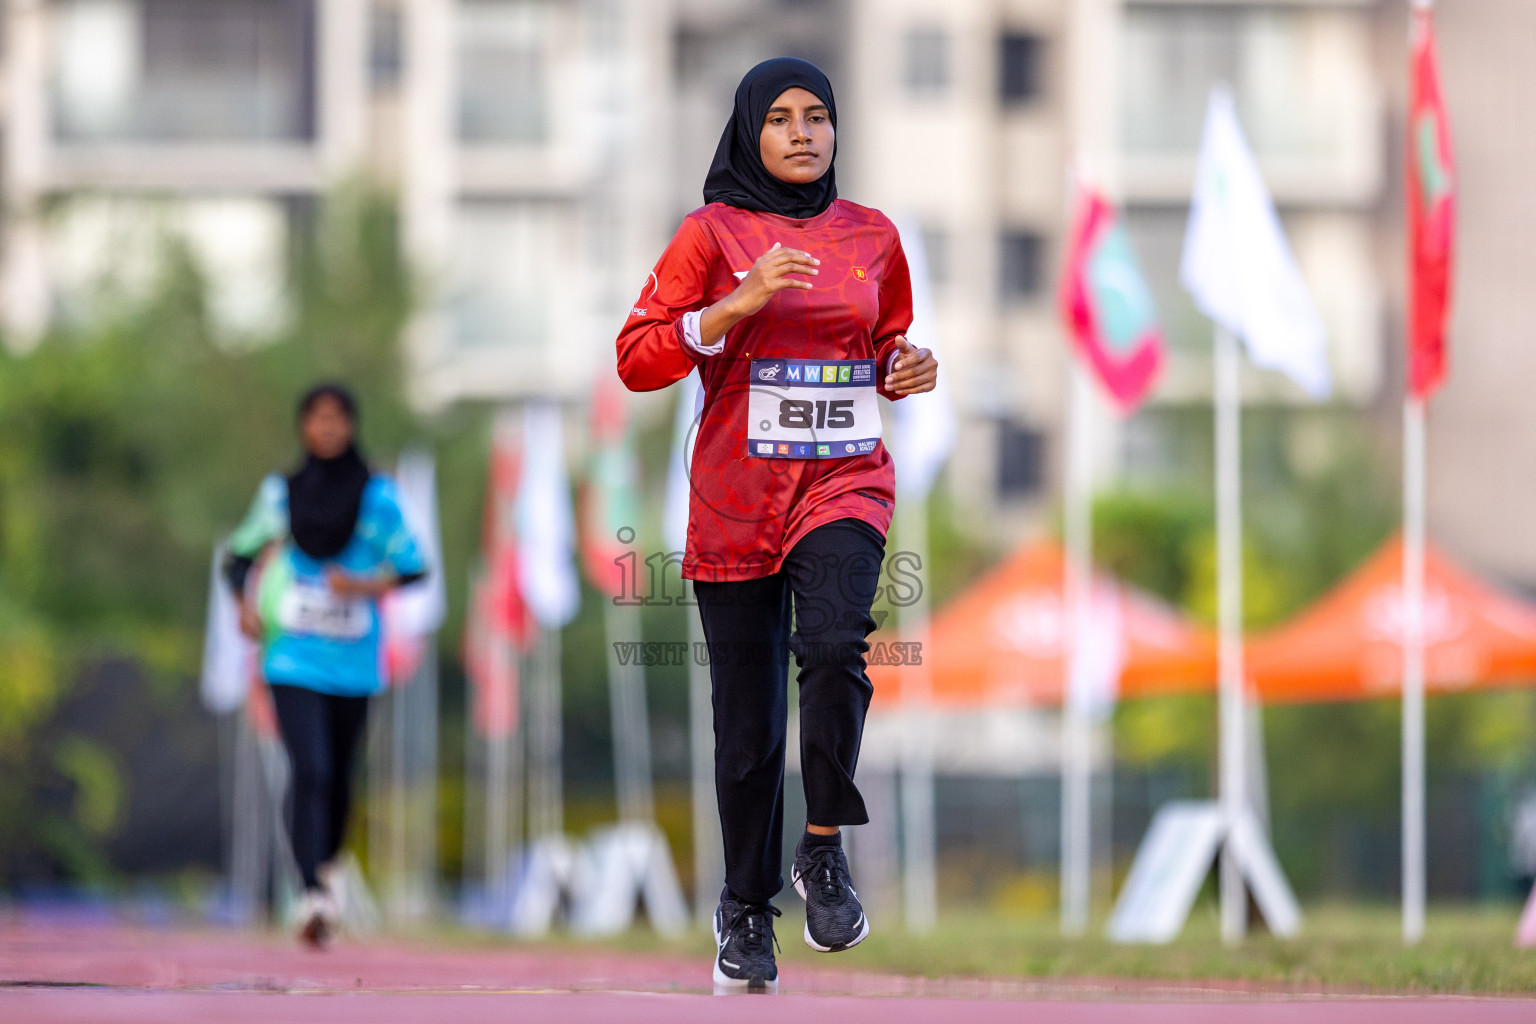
top-left (694, 518), bottom-right (886, 906)
top-left (269, 683), bottom-right (371, 892)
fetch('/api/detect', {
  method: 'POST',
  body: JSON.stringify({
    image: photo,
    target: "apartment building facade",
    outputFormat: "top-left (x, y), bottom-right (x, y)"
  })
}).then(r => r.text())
top-left (837, 0), bottom-right (1393, 539)
top-left (1, 0), bottom-right (671, 409)
top-left (5, 0), bottom-right (1527, 589)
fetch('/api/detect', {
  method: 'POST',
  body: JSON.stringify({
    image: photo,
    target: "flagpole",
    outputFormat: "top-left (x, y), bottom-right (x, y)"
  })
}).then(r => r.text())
top-left (1403, 0), bottom-right (1436, 947)
top-left (1401, 394), bottom-right (1429, 951)
top-left (898, 493), bottom-right (938, 933)
top-left (1060, 361), bottom-right (1094, 936)
top-left (1215, 324), bottom-right (1248, 945)
top-left (391, 677), bottom-right (408, 911)
top-left (416, 640), bottom-right (441, 918)
top-left (605, 601), bottom-right (655, 823)
top-left (888, 212), bottom-right (951, 936)
top-left (1403, 395), bottom-right (1427, 944)
top-left (507, 650), bottom-right (525, 882)
top-left (230, 707), bottom-right (261, 923)
top-left (530, 626), bottom-right (564, 839)
top-left (485, 699), bottom-right (510, 911)
top-left (483, 619), bottom-right (517, 916)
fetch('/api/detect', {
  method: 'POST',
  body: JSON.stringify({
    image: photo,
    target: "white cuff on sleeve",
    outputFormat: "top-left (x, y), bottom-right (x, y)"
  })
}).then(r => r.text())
top-left (680, 310), bottom-right (725, 357)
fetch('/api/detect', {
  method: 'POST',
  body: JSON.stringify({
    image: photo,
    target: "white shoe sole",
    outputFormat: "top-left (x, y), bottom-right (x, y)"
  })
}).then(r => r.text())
top-left (791, 868), bottom-right (870, 952)
top-left (712, 962), bottom-right (779, 995)
top-left (712, 911), bottom-right (778, 995)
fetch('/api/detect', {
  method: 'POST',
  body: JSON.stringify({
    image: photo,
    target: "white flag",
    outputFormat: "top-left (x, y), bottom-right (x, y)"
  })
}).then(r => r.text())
top-left (1181, 86), bottom-right (1332, 399)
top-left (663, 370), bottom-right (703, 555)
top-left (200, 544), bottom-right (255, 714)
top-left (890, 215), bottom-right (957, 500)
top-left (517, 401), bottom-right (581, 629)
top-left (386, 448), bottom-right (447, 638)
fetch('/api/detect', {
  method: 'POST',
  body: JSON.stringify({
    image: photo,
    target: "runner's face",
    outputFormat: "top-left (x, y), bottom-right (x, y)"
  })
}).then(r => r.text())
top-left (300, 396), bottom-right (354, 459)
top-left (758, 87), bottom-right (833, 185)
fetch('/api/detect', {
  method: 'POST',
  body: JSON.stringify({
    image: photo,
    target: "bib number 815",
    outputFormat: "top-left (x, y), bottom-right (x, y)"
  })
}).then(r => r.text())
top-left (780, 399), bottom-right (855, 430)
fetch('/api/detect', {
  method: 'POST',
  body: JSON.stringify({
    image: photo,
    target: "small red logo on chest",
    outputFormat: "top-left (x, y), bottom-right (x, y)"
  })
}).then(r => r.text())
top-left (852, 266), bottom-right (868, 281)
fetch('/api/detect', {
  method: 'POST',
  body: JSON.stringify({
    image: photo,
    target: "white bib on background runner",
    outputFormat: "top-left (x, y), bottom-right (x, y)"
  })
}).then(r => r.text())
top-left (277, 579), bottom-right (373, 640)
top-left (746, 358), bottom-right (882, 460)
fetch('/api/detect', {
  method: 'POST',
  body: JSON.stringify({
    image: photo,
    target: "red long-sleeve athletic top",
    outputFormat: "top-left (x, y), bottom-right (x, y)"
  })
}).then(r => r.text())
top-left (617, 199), bottom-right (913, 582)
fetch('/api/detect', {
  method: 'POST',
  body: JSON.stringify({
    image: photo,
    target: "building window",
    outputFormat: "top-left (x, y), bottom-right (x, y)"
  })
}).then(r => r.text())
top-left (920, 225), bottom-right (949, 288)
top-left (1120, 7), bottom-right (1369, 162)
top-left (370, 2), bottom-right (405, 91)
top-left (903, 28), bottom-right (949, 96)
top-left (458, 0), bottom-right (550, 144)
top-left (998, 32), bottom-right (1044, 105)
top-left (449, 199), bottom-right (565, 350)
top-left (999, 230), bottom-right (1045, 302)
top-left (997, 420), bottom-right (1045, 499)
top-left (53, 0), bottom-right (317, 142)
top-left (673, 27), bottom-right (710, 83)
top-left (48, 195), bottom-right (291, 335)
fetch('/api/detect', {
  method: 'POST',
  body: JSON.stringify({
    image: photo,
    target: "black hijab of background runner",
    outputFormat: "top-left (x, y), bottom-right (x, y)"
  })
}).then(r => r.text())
top-left (287, 383), bottom-right (371, 561)
top-left (703, 57), bottom-right (838, 220)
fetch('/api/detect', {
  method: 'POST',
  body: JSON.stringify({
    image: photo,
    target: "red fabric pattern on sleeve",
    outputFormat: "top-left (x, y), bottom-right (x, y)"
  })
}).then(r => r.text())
top-left (616, 217), bottom-right (712, 392)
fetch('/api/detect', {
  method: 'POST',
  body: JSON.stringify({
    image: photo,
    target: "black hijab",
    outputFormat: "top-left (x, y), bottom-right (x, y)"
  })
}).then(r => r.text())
top-left (703, 57), bottom-right (838, 220)
top-left (287, 384), bottom-right (371, 561)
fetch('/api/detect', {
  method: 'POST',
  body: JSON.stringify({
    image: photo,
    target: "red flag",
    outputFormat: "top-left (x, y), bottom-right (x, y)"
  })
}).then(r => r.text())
top-left (1059, 182), bottom-right (1165, 413)
top-left (579, 374), bottom-right (641, 600)
top-left (463, 417), bottom-right (535, 739)
top-left (1407, 6), bottom-right (1455, 399)
top-left (382, 628), bottom-right (424, 687)
top-left (486, 431), bottom-right (534, 649)
top-left (464, 568), bottom-right (520, 738)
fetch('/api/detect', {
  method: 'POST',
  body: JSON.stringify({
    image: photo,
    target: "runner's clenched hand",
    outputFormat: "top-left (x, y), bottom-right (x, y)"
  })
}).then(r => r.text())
top-left (732, 242), bottom-right (819, 314)
top-left (700, 243), bottom-right (818, 345)
top-left (885, 336), bottom-right (938, 395)
top-left (326, 568), bottom-right (391, 599)
top-left (237, 600), bottom-right (263, 641)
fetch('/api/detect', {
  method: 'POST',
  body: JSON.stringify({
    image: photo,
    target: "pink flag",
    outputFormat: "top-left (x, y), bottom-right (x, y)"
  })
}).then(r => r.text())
top-left (463, 416), bottom-right (535, 739)
top-left (1059, 183), bottom-right (1165, 413)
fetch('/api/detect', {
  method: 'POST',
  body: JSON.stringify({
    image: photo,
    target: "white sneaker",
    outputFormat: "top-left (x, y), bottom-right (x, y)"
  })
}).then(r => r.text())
top-left (315, 853), bottom-right (384, 935)
top-left (294, 890), bottom-right (339, 949)
top-left (317, 861), bottom-right (346, 919)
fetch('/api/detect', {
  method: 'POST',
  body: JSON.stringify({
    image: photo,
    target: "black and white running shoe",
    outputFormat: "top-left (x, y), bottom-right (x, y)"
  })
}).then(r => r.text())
top-left (791, 835), bottom-right (869, 952)
top-left (712, 898), bottom-right (781, 995)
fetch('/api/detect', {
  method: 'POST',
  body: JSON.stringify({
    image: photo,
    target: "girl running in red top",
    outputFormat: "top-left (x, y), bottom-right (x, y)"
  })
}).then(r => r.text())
top-left (617, 57), bottom-right (938, 994)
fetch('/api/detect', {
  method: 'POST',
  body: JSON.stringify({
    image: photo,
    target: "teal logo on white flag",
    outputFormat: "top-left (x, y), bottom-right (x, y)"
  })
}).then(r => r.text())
top-left (1089, 222), bottom-right (1159, 357)
top-left (1180, 86), bottom-right (1332, 400)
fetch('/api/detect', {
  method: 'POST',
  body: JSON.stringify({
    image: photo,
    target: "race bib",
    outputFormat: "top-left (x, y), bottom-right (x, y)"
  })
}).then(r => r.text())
top-left (276, 580), bottom-right (373, 640)
top-left (746, 358), bottom-right (882, 460)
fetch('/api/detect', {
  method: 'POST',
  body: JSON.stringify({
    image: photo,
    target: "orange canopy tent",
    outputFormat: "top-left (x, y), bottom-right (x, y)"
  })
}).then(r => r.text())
top-left (1248, 533), bottom-right (1536, 703)
top-left (868, 541), bottom-right (1215, 708)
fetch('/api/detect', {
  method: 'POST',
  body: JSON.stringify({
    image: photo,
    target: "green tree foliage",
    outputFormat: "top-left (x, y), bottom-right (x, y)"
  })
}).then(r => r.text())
top-left (1098, 408), bottom-right (1536, 895)
top-left (0, 186), bottom-right (482, 885)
